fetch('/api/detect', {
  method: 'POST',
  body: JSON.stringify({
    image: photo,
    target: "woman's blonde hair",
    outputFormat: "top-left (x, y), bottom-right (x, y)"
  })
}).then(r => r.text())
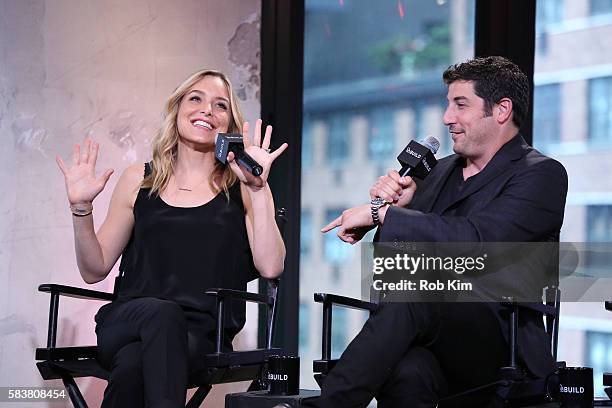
top-left (143, 69), bottom-right (244, 198)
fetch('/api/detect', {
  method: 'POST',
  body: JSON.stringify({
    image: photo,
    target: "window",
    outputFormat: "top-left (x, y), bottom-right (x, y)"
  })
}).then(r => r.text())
top-left (302, 119), bottom-right (314, 168)
top-left (331, 308), bottom-right (348, 359)
top-left (466, 0), bottom-right (475, 42)
top-left (533, 84), bottom-right (561, 148)
top-left (327, 114), bottom-right (350, 165)
top-left (534, 0), bottom-right (612, 388)
top-left (413, 103), bottom-right (425, 140)
top-left (301, 0), bottom-right (475, 390)
top-left (585, 331), bottom-right (612, 397)
top-left (299, 302), bottom-right (311, 357)
top-left (301, 210), bottom-right (313, 259)
top-left (585, 206), bottom-right (612, 274)
top-left (438, 102), bottom-right (452, 157)
top-left (589, 77), bottom-right (612, 144)
top-left (535, 0), bottom-right (564, 54)
top-left (587, 206), bottom-right (612, 242)
top-left (536, 0), bottom-right (563, 29)
top-left (368, 108), bottom-right (394, 160)
top-left (591, 0), bottom-right (612, 16)
top-left (323, 208), bottom-right (352, 265)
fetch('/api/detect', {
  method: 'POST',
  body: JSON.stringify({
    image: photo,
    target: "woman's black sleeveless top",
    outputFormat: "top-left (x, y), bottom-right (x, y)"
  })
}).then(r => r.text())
top-left (118, 163), bottom-right (257, 337)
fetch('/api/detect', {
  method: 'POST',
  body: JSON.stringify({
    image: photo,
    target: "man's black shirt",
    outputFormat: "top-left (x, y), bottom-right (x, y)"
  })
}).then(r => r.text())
top-left (430, 157), bottom-right (480, 215)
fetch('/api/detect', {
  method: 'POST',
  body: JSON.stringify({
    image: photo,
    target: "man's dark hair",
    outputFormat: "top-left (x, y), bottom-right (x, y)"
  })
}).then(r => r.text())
top-left (442, 56), bottom-right (529, 128)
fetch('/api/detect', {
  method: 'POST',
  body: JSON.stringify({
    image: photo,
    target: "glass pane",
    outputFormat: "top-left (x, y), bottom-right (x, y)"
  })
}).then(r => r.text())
top-left (590, 77), bottom-right (612, 144)
top-left (301, 209), bottom-right (313, 258)
top-left (368, 109), bottom-right (395, 160)
top-left (303, 120), bottom-right (314, 168)
top-left (586, 331), bottom-right (612, 397)
top-left (533, 84), bottom-right (561, 148)
top-left (299, 301), bottom-right (311, 357)
top-left (330, 308), bottom-right (348, 359)
top-left (534, 0), bottom-right (612, 398)
top-left (591, 0), bottom-right (612, 16)
top-left (323, 208), bottom-right (352, 266)
top-left (300, 0), bottom-right (475, 392)
top-left (536, 0), bottom-right (563, 28)
top-left (327, 113), bottom-right (351, 165)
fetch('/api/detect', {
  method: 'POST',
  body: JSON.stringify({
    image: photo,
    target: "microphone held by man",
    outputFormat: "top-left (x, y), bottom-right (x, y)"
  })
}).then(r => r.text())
top-left (321, 136), bottom-right (440, 244)
top-left (397, 136), bottom-right (440, 179)
top-left (370, 136), bottom-right (440, 206)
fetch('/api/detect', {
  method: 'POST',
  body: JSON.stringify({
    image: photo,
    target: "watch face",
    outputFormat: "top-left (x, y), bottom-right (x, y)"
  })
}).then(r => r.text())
top-left (372, 197), bottom-right (386, 206)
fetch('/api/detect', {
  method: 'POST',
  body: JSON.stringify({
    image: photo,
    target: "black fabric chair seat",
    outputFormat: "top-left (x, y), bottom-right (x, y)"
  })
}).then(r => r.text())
top-left (36, 345), bottom-right (108, 381)
top-left (185, 348), bottom-right (287, 386)
top-left (190, 365), bottom-right (263, 387)
top-left (37, 359), bottom-right (109, 381)
top-left (203, 348), bottom-right (285, 368)
top-left (36, 345), bottom-right (98, 361)
top-left (37, 349), bottom-right (286, 386)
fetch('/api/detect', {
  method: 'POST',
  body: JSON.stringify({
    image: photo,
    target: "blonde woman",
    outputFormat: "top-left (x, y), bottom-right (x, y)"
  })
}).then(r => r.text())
top-left (57, 69), bottom-right (287, 407)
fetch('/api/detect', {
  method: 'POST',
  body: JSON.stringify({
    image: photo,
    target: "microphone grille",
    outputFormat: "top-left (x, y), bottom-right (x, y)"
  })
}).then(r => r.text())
top-left (422, 136), bottom-right (440, 154)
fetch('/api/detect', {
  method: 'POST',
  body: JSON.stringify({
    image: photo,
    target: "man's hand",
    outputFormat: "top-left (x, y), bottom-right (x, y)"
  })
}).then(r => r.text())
top-left (321, 204), bottom-right (377, 244)
top-left (370, 170), bottom-right (417, 207)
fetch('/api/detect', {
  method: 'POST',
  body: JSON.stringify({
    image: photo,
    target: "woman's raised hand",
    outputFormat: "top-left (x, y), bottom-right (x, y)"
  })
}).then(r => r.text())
top-left (56, 139), bottom-right (114, 205)
top-left (227, 119), bottom-right (288, 190)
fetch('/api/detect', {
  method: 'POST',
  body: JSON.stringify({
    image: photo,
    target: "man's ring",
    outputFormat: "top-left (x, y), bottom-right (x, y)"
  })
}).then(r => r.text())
top-left (264, 148), bottom-right (271, 153)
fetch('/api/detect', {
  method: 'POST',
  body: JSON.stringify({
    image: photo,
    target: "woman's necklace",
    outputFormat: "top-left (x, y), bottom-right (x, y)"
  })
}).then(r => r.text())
top-left (176, 176), bottom-right (207, 192)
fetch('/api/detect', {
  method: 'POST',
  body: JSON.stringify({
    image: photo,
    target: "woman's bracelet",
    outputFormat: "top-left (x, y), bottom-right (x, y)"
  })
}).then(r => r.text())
top-left (70, 202), bottom-right (93, 217)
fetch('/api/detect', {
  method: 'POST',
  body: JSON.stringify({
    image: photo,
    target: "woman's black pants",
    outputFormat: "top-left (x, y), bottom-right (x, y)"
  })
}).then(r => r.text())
top-left (94, 297), bottom-right (222, 408)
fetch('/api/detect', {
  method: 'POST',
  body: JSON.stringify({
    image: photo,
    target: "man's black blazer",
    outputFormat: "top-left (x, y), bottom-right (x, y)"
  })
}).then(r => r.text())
top-left (378, 134), bottom-right (568, 378)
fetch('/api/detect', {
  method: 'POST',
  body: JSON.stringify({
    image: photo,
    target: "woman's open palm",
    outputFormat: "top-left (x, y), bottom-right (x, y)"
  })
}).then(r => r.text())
top-left (56, 139), bottom-right (114, 205)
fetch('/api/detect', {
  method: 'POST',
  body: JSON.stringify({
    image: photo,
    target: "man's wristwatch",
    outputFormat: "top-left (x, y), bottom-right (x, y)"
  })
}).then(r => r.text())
top-left (370, 197), bottom-right (389, 225)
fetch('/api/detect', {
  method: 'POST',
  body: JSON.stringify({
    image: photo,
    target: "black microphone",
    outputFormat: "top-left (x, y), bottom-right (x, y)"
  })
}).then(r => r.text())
top-left (215, 133), bottom-right (263, 176)
top-left (396, 136), bottom-right (440, 179)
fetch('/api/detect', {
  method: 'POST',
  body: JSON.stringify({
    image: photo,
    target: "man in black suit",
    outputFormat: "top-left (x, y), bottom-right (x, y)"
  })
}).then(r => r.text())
top-left (309, 56), bottom-right (568, 407)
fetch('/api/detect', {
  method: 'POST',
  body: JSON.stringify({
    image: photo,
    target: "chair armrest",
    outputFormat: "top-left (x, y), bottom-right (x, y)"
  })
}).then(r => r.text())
top-left (205, 288), bottom-right (272, 305)
top-left (38, 283), bottom-right (115, 349)
top-left (314, 293), bottom-right (377, 312)
top-left (499, 301), bottom-right (557, 317)
top-left (38, 284), bottom-right (116, 301)
top-left (207, 287), bottom-right (276, 354)
top-left (314, 293), bottom-right (377, 366)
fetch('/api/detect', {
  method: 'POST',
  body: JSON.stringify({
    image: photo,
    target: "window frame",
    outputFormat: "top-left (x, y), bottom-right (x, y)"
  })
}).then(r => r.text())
top-left (261, 0), bottom-right (538, 355)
